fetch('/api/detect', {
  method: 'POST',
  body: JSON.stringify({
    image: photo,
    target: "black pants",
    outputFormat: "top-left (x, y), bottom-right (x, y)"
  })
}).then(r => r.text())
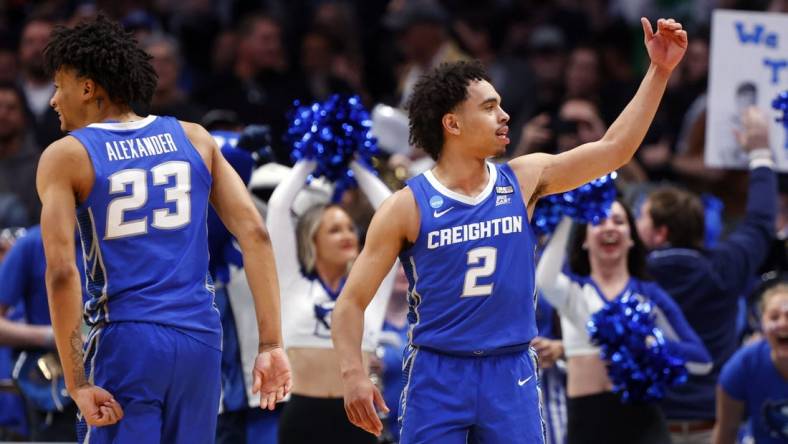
top-left (278, 394), bottom-right (377, 444)
top-left (567, 392), bottom-right (671, 444)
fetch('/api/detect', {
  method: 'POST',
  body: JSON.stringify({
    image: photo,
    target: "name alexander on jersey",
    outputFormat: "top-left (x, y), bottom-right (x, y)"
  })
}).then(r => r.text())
top-left (104, 132), bottom-right (179, 162)
top-left (427, 216), bottom-right (523, 250)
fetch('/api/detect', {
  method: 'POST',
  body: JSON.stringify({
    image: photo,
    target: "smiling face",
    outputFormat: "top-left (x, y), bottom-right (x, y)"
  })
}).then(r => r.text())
top-left (763, 288), bottom-right (788, 360)
top-left (50, 67), bottom-right (92, 131)
top-left (450, 79), bottom-right (510, 158)
top-left (585, 201), bottom-right (635, 265)
top-left (313, 206), bottom-right (359, 270)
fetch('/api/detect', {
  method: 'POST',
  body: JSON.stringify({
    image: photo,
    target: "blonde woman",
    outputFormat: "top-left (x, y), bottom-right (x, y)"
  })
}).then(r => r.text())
top-left (268, 159), bottom-right (396, 444)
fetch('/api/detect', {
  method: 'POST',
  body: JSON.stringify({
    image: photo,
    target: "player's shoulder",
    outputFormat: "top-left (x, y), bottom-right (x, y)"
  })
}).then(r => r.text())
top-left (371, 186), bottom-right (419, 241)
top-left (507, 152), bottom-right (551, 180)
top-left (178, 120), bottom-right (213, 145)
top-left (39, 135), bottom-right (90, 169)
top-left (388, 186), bottom-right (417, 211)
top-left (176, 120), bottom-right (215, 168)
top-left (507, 152), bottom-right (553, 205)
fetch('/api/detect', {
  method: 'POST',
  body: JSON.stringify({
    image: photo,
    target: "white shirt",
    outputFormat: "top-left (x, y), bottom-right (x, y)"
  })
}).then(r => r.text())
top-left (267, 160), bottom-right (397, 352)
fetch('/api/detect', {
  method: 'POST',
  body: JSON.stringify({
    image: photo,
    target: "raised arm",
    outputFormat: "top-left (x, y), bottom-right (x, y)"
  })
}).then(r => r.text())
top-left (535, 217), bottom-right (588, 328)
top-left (185, 122), bottom-right (291, 410)
top-left (511, 18), bottom-right (687, 202)
top-left (267, 160), bottom-right (317, 285)
top-left (332, 188), bottom-right (415, 437)
top-left (350, 161), bottom-right (392, 209)
top-left (649, 284), bottom-right (712, 375)
top-left (37, 137), bottom-right (123, 427)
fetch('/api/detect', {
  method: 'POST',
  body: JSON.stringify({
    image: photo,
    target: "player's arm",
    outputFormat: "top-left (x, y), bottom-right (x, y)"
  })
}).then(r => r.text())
top-left (332, 189), bottom-right (415, 436)
top-left (185, 122), bottom-right (291, 410)
top-left (510, 18), bottom-right (687, 203)
top-left (37, 137), bottom-right (123, 426)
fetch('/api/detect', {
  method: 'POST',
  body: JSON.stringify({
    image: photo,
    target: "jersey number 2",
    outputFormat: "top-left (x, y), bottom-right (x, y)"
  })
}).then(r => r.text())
top-left (462, 247), bottom-right (497, 297)
top-left (105, 161), bottom-right (191, 239)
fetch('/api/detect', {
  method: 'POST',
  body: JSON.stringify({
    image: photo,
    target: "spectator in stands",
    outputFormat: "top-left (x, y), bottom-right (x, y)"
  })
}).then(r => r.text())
top-left (195, 13), bottom-right (307, 163)
top-left (714, 282), bottom-right (788, 444)
top-left (142, 34), bottom-right (204, 122)
top-left (17, 16), bottom-right (61, 147)
top-left (636, 107), bottom-right (777, 444)
top-left (299, 27), bottom-right (354, 102)
top-left (385, 0), bottom-right (468, 107)
top-left (564, 44), bottom-right (601, 102)
top-left (0, 82), bottom-right (41, 222)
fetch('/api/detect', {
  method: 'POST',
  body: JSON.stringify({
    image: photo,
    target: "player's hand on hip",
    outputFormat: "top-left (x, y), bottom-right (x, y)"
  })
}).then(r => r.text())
top-left (342, 371), bottom-right (389, 437)
top-left (72, 384), bottom-right (124, 427)
top-left (640, 17), bottom-right (688, 72)
top-left (252, 346), bottom-right (293, 410)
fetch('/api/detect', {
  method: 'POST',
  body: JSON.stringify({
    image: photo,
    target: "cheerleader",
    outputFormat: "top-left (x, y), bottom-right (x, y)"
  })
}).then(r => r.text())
top-left (536, 200), bottom-right (711, 444)
top-left (268, 159), bottom-right (396, 444)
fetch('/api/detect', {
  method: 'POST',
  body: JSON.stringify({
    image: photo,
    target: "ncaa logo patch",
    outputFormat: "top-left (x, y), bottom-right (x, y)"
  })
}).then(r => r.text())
top-left (496, 195), bottom-right (511, 206)
top-left (496, 186), bottom-right (514, 195)
top-left (429, 195), bottom-right (444, 209)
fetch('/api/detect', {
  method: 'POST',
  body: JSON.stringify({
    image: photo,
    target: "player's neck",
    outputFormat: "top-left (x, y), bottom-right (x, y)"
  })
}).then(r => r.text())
top-left (85, 101), bottom-right (141, 126)
top-left (432, 153), bottom-right (489, 197)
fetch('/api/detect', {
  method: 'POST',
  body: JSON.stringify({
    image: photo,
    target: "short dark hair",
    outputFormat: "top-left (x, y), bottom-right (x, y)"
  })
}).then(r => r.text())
top-left (406, 60), bottom-right (490, 160)
top-left (568, 198), bottom-right (650, 280)
top-left (647, 186), bottom-right (705, 249)
top-left (43, 15), bottom-right (157, 107)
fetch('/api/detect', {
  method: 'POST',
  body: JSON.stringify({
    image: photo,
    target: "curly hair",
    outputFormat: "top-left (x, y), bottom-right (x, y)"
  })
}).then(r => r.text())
top-left (406, 60), bottom-right (490, 160)
top-left (43, 15), bottom-right (157, 107)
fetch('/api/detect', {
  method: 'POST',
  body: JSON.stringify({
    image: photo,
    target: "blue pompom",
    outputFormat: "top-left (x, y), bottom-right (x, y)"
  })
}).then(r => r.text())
top-left (286, 94), bottom-right (380, 201)
top-left (588, 293), bottom-right (688, 403)
top-left (531, 173), bottom-right (618, 236)
top-left (772, 90), bottom-right (788, 149)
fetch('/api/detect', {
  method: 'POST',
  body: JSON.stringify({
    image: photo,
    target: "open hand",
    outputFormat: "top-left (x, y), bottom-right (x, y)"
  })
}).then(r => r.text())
top-left (72, 384), bottom-right (124, 427)
top-left (252, 346), bottom-right (292, 410)
top-left (342, 370), bottom-right (389, 436)
top-left (641, 18), bottom-right (688, 72)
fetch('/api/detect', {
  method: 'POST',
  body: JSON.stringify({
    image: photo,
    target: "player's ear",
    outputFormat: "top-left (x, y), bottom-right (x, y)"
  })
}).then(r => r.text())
top-left (81, 78), bottom-right (98, 100)
top-left (442, 113), bottom-right (461, 136)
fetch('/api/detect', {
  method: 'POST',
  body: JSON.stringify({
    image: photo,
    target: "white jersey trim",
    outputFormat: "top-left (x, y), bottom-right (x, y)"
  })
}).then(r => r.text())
top-left (87, 114), bottom-right (157, 131)
top-left (423, 161), bottom-right (497, 206)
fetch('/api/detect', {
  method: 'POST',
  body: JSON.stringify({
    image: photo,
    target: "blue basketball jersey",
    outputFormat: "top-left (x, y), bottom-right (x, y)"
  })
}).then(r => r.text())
top-left (69, 115), bottom-right (220, 350)
top-left (399, 162), bottom-right (538, 354)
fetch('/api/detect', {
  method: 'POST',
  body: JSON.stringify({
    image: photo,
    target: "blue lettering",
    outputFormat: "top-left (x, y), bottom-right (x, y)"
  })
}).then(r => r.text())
top-left (735, 21), bottom-right (777, 48)
top-left (764, 58), bottom-right (788, 84)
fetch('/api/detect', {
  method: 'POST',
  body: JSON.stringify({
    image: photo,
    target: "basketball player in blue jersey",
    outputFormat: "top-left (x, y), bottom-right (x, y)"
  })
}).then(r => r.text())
top-left (332, 17), bottom-right (688, 443)
top-left (35, 16), bottom-right (291, 443)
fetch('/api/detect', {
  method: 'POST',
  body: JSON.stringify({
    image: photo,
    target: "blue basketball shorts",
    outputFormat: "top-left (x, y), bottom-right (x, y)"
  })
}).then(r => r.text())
top-left (79, 321), bottom-right (221, 444)
top-left (398, 346), bottom-right (545, 444)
